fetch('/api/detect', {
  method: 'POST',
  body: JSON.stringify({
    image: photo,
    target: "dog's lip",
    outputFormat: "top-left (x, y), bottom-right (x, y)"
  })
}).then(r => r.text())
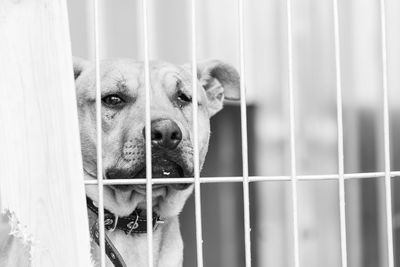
top-left (83, 169), bottom-right (97, 179)
top-left (114, 160), bottom-right (191, 192)
top-left (84, 158), bottom-right (192, 191)
top-left (133, 159), bottom-right (185, 179)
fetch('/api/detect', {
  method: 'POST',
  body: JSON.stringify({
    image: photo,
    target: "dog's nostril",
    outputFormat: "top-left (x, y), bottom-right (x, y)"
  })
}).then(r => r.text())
top-left (152, 131), bottom-right (163, 141)
top-left (171, 130), bottom-right (182, 141)
top-left (145, 119), bottom-right (183, 149)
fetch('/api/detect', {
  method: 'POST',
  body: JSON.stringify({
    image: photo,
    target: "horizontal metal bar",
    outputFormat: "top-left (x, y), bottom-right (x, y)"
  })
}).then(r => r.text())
top-left (83, 171), bottom-right (400, 185)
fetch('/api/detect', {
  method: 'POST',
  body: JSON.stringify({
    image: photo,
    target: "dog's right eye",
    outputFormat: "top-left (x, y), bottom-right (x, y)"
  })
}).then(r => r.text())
top-left (102, 94), bottom-right (125, 108)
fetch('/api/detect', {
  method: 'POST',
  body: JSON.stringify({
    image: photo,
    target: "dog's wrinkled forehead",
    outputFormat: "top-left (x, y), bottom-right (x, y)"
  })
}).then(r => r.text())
top-left (101, 62), bottom-right (142, 95)
top-left (76, 59), bottom-right (199, 103)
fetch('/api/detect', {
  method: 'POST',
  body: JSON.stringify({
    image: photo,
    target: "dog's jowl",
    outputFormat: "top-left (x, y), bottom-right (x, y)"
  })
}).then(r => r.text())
top-left (74, 58), bottom-right (240, 267)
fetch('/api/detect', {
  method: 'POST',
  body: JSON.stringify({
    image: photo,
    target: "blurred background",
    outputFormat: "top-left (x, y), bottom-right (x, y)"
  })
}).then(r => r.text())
top-left (67, 0), bottom-right (400, 266)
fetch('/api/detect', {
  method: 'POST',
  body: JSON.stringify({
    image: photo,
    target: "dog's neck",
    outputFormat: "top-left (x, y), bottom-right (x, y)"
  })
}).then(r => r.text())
top-left (86, 197), bottom-right (163, 235)
top-left (87, 198), bottom-right (183, 267)
top-left (88, 214), bottom-right (183, 267)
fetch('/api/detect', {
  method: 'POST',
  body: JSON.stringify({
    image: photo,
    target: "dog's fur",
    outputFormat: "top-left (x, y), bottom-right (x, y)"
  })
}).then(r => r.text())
top-left (75, 58), bottom-right (239, 267)
top-left (0, 58), bottom-right (239, 267)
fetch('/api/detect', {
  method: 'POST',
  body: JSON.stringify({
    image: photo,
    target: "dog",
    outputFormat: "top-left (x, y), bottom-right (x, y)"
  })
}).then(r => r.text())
top-left (73, 57), bottom-right (240, 266)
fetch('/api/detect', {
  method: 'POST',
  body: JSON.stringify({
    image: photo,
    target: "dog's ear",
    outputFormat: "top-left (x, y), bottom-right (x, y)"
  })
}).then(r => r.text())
top-left (73, 57), bottom-right (89, 80)
top-left (196, 60), bottom-right (240, 117)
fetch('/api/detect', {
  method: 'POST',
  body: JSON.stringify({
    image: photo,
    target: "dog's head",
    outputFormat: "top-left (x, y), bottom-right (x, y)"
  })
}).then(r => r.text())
top-left (74, 58), bottom-right (239, 217)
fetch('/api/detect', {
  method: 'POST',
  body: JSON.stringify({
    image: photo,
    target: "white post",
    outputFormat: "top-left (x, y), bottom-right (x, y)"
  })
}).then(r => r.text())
top-left (0, 0), bottom-right (91, 266)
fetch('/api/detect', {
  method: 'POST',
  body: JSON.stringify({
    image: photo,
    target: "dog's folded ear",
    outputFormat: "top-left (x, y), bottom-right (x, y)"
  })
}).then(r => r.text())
top-left (196, 59), bottom-right (240, 117)
top-left (73, 57), bottom-right (90, 80)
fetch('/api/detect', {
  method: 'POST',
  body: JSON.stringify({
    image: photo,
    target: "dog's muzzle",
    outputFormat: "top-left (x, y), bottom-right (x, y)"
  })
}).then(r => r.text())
top-left (105, 159), bottom-right (191, 191)
top-left (105, 119), bottom-right (193, 191)
top-left (134, 159), bottom-right (184, 178)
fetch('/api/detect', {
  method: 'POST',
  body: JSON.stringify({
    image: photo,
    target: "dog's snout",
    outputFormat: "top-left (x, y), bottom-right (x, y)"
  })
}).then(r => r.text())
top-left (143, 119), bottom-right (182, 149)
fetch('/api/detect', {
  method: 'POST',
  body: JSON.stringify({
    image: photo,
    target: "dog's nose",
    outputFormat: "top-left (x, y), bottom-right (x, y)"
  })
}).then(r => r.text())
top-left (143, 119), bottom-right (182, 149)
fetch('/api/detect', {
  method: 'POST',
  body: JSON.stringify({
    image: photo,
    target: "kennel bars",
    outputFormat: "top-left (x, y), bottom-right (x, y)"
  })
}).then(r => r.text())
top-left (379, 0), bottom-right (395, 266)
top-left (286, 0), bottom-right (301, 265)
top-left (0, 0), bottom-right (396, 266)
top-left (87, 0), bottom-right (396, 267)
top-left (93, 0), bottom-right (107, 265)
top-left (88, 0), bottom-right (396, 266)
top-left (332, 0), bottom-right (348, 265)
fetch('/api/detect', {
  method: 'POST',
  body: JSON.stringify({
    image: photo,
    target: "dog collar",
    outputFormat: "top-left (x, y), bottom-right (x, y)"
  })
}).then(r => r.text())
top-left (86, 197), bottom-right (164, 267)
top-left (86, 197), bottom-right (164, 234)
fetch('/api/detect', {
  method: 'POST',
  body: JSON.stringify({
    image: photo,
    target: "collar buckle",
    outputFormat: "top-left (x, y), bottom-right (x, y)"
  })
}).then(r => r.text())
top-left (126, 213), bottom-right (140, 235)
top-left (104, 214), bottom-right (119, 232)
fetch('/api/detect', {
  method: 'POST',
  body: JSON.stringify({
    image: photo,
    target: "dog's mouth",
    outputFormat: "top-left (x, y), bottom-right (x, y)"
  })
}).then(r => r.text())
top-left (135, 159), bottom-right (184, 178)
top-left (111, 159), bottom-right (192, 192)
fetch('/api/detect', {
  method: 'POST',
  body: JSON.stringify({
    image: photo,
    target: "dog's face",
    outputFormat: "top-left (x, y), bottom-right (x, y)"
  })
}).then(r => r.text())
top-left (74, 58), bottom-right (239, 217)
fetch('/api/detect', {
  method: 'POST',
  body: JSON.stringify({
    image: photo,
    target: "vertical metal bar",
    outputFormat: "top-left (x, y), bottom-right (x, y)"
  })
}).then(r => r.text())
top-left (238, 0), bottom-right (252, 266)
top-left (286, 0), bottom-right (300, 266)
top-left (93, 0), bottom-right (106, 266)
top-left (379, 0), bottom-right (394, 266)
top-left (190, 1), bottom-right (204, 266)
top-left (142, 0), bottom-right (153, 266)
top-left (332, 0), bottom-right (348, 266)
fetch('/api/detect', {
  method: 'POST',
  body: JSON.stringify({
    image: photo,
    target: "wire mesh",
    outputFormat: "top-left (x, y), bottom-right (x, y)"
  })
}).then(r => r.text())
top-left (87, 1), bottom-right (398, 267)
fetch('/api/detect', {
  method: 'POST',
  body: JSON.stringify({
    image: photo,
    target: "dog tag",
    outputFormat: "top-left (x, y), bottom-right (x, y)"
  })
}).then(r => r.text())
top-left (127, 221), bottom-right (139, 230)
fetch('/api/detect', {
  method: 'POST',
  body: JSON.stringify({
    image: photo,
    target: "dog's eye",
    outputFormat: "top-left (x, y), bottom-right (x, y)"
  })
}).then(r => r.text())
top-left (102, 94), bottom-right (125, 107)
top-left (177, 91), bottom-right (192, 104)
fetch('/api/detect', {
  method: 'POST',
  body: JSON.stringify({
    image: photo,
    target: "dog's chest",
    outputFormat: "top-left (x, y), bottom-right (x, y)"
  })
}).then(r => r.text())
top-left (90, 218), bottom-right (183, 267)
top-left (90, 232), bottom-right (159, 267)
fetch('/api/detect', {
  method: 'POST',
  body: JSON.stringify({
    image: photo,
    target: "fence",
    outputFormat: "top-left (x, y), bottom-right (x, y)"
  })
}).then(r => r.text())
top-left (1, 0), bottom-right (400, 266)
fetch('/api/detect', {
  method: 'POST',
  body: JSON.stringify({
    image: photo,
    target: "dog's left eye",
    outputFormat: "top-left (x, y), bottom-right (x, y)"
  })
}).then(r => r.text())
top-left (177, 91), bottom-right (192, 104)
top-left (102, 94), bottom-right (125, 107)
